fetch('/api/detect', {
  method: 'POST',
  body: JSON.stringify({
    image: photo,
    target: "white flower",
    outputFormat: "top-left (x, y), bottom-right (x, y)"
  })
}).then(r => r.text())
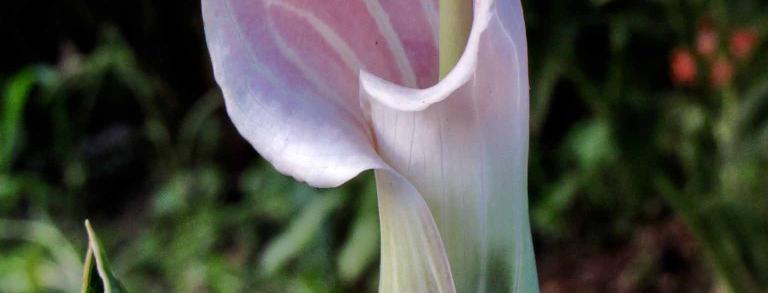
top-left (202, 0), bottom-right (538, 291)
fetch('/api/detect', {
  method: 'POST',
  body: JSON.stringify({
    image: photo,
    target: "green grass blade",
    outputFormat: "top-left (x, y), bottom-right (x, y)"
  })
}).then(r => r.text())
top-left (81, 220), bottom-right (127, 293)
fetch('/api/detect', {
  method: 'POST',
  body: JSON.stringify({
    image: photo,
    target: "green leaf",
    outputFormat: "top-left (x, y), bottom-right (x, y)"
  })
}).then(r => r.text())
top-left (81, 220), bottom-right (127, 293)
top-left (0, 68), bottom-right (36, 172)
top-left (177, 90), bottom-right (223, 162)
top-left (0, 219), bottom-right (81, 291)
top-left (337, 181), bottom-right (379, 283)
top-left (531, 27), bottom-right (575, 136)
top-left (259, 191), bottom-right (346, 276)
top-left (533, 174), bottom-right (579, 235)
top-left (566, 119), bottom-right (616, 171)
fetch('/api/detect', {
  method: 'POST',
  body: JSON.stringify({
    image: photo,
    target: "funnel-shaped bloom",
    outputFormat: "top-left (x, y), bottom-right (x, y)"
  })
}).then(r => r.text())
top-left (202, 0), bottom-right (538, 291)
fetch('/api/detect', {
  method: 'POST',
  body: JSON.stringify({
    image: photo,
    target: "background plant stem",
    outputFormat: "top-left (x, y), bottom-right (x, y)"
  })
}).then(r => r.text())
top-left (439, 0), bottom-right (473, 78)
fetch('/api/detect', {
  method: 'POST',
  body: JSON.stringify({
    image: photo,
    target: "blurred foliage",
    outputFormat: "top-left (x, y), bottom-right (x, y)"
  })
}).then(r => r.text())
top-left (525, 0), bottom-right (768, 291)
top-left (0, 0), bottom-right (767, 292)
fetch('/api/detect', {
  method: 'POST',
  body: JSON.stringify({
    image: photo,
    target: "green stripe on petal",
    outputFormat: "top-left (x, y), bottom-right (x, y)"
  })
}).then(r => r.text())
top-left (376, 171), bottom-right (455, 293)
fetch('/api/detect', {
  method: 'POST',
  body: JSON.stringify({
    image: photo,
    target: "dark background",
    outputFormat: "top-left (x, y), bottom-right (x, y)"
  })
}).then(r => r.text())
top-left (1, 0), bottom-right (767, 292)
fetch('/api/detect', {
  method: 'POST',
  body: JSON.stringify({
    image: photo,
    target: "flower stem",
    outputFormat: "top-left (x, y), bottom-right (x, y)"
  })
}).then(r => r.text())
top-left (439, 0), bottom-right (473, 78)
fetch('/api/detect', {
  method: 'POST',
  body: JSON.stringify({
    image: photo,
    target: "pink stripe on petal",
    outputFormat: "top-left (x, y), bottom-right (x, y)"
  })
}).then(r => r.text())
top-left (278, 0), bottom-right (417, 87)
top-left (268, 4), bottom-right (360, 117)
top-left (375, 0), bottom-right (439, 87)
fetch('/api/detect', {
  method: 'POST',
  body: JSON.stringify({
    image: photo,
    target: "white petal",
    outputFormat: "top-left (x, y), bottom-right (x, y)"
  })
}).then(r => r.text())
top-left (376, 170), bottom-right (455, 293)
top-left (202, 0), bottom-right (387, 187)
top-left (203, 1), bottom-right (457, 290)
top-left (361, 0), bottom-right (539, 291)
top-left (359, 0), bottom-right (493, 112)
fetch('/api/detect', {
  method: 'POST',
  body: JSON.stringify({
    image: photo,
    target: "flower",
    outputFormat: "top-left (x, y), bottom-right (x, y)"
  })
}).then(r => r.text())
top-left (202, 0), bottom-right (538, 291)
top-left (730, 27), bottom-right (759, 60)
top-left (696, 21), bottom-right (718, 59)
top-left (670, 48), bottom-right (697, 86)
top-left (710, 55), bottom-right (734, 87)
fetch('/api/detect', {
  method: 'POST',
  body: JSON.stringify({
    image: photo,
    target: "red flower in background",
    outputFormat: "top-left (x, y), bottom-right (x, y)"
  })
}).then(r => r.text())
top-left (730, 28), bottom-right (759, 60)
top-left (710, 56), bottom-right (734, 87)
top-left (671, 48), bottom-right (697, 85)
top-left (696, 22), bottom-right (718, 59)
